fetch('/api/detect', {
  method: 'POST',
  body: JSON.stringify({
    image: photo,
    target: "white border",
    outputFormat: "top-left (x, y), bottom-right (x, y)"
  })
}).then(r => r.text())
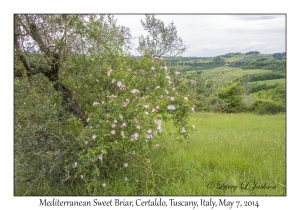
top-left (2, 0), bottom-right (298, 209)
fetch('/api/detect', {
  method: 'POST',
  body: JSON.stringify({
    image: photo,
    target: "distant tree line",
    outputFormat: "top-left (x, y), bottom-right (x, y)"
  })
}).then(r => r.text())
top-left (221, 52), bottom-right (242, 58)
top-left (235, 72), bottom-right (285, 83)
top-left (174, 56), bottom-right (226, 71)
top-left (245, 51), bottom-right (260, 55)
top-left (272, 52), bottom-right (286, 60)
top-left (242, 59), bottom-right (286, 72)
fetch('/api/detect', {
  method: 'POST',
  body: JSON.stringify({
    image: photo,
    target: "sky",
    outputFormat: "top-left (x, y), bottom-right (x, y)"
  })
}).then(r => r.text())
top-left (114, 14), bottom-right (286, 57)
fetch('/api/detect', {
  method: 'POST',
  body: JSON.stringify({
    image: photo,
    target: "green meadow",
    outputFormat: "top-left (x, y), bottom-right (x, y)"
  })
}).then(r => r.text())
top-left (185, 67), bottom-right (275, 83)
top-left (154, 112), bottom-right (286, 195)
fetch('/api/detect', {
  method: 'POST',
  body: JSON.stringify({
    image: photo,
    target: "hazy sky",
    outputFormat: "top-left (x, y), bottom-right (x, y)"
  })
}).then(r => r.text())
top-left (114, 14), bottom-right (286, 57)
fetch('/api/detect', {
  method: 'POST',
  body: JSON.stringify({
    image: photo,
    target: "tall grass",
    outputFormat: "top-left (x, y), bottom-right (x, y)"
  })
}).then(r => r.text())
top-left (152, 112), bottom-right (286, 195)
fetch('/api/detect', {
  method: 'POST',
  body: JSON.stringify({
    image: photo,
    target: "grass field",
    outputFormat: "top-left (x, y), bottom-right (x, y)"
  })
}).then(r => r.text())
top-left (185, 67), bottom-right (274, 83)
top-left (223, 54), bottom-right (246, 62)
top-left (15, 112), bottom-right (286, 196)
top-left (154, 112), bottom-right (286, 195)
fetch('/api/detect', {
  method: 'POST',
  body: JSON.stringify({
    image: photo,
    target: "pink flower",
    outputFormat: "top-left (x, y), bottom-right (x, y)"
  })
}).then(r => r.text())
top-left (123, 102), bottom-right (128, 107)
top-left (141, 69), bottom-right (144, 73)
top-left (145, 111), bottom-right (149, 115)
top-left (136, 125), bottom-right (141, 129)
top-left (131, 89), bottom-right (140, 93)
top-left (92, 135), bottom-right (96, 140)
top-left (120, 131), bottom-right (125, 137)
top-left (121, 122), bottom-right (126, 127)
top-left (124, 163), bottom-right (128, 167)
top-left (121, 84), bottom-right (126, 90)
top-left (107, 69), bottom-right (112, 76)
top-left (131, 133), bottom-right (139, 141)
top-left (93, 102), bottom-right (100, 106)
top-left (111, 130), bottom-right (116, 134)
top-left (96, 79), bottom-right (99, 83)
top-left (164, 66), bottom-right (168, 70)
top-left (111, 78), bottom-right (116, 83)
top-left (117, 81), bottom-right (122, 87)
top-left (144, 105), bottom-right (149, 108)
top-left (106, 120), bottom-right (109, 123)
top-left (155, 119), bottom-right (162, 130)
top-left (152, 108), bottom-right (157, 113)
top-left (151, 66), bottom-right (155, 70)
top-left (155, 144), bottom-right (159, 147)
top-left (147, 129), bottom-right (152, 134)
top-left (170, 97), bottom-right (175, 101)
top-left (134, 117), bottom-right (139, 124)
top-left (175, 71), bottom-right (181, 75)
top-left (156, 105), bottom-right (160, 109)
top-left (111, 124), bottom-right (116, 128)
top-left (167, 105), bottom-right (176, 110)
top-left (98, 155), bottom-right (103, 160)
top-left (146, 134), bottom-right (152, 139)
top-left (102, 183), bottom-right (106, 187)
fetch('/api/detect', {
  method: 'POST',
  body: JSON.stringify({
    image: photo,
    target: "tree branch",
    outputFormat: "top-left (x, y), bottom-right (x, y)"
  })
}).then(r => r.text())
top-left (14, 64), bottom-right (48, 77)
top-left (53, 82), bottom-right (88, 126)
top-left (29, 22), bottom-right (50, 56)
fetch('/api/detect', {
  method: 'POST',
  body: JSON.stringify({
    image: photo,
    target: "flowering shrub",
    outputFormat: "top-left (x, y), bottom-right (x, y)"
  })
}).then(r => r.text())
top-left (66, 54), bottom-right (192, 188)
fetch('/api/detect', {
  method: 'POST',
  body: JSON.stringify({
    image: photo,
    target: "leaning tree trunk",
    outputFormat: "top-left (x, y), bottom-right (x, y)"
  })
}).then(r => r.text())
top-left (14, 15), bottom-right (88, 126)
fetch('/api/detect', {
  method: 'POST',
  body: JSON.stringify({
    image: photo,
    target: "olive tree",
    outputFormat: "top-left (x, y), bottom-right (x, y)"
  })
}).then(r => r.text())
top-left (137, 14), bottom-right (188, 58)
top-left (14, 14), bottom-right (131, 125)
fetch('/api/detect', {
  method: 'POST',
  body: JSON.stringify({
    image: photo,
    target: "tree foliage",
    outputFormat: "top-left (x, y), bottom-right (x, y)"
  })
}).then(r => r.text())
top-left (137, 15), bottom-right (188, 58)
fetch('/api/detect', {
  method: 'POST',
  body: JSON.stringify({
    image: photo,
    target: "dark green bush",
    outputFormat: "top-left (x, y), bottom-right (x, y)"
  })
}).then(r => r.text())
top-left (251, 99), bottom-right (285, 115)
top-left (217, 82), bottom-right (245, 113)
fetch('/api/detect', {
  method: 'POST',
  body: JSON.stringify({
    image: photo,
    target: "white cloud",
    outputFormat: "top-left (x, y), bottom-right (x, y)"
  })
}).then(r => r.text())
top-left (114, 14), bottom-right (285, 56)
top-left (241, 41), bottom-right (268, 50)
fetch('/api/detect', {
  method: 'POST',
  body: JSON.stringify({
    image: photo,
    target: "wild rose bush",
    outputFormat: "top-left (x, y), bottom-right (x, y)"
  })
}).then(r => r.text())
top-left (64, 54), bottom-right (193, 187)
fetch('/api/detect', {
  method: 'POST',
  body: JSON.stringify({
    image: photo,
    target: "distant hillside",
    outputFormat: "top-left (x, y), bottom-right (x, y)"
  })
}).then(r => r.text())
top-left (171, 51), bottom-right (286, 73)
top-left (170, 51), bottom-right (286, 94)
